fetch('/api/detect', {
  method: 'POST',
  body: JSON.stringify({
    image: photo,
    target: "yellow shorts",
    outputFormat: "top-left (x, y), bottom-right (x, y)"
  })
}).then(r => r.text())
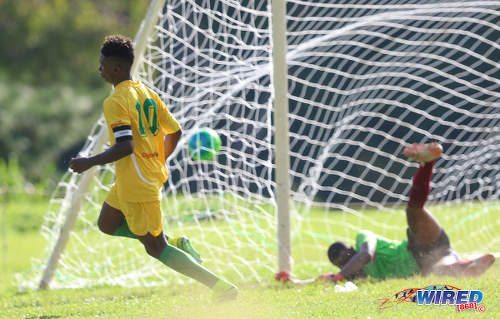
top-left (105, 185), bottom-right (163, 237)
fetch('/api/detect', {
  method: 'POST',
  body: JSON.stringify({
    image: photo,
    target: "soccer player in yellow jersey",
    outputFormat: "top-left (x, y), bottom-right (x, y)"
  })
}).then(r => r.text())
top-left (69, 35), bottom-right (237, 301)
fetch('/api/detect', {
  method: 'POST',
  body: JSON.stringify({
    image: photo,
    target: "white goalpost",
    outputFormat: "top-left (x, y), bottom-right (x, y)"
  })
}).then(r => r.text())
top-left (19, 0), bottom-right (499, 290)
top-left (271, 0), bottom-right (292, 279)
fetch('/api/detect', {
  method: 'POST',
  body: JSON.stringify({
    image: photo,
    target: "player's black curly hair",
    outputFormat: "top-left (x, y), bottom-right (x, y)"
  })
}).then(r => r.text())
top-left (327, 241), bottom-right (349, 263)
top-left (100, 35), bottom-right (134, 64)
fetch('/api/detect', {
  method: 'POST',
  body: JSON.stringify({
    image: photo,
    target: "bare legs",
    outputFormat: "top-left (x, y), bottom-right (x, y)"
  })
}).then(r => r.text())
top-left (97, 202), bottom-right (226, 289)
top-left (404, 143), bottom-right (495, 277)
top-left (405, 163), bottom-right (442, 247)
top-left (98, 202), bottom-right (126, 235)
top-left (405, 160), bottom-right (447, 275)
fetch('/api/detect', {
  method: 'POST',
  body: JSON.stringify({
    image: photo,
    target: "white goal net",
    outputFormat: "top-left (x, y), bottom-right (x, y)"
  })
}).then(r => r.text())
top-left (20, 0), bottom-right (499, 289)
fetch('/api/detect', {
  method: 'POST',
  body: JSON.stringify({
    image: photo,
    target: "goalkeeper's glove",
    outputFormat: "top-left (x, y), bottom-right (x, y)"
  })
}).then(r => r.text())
top-left (317, 272), bottom-right (345, 282)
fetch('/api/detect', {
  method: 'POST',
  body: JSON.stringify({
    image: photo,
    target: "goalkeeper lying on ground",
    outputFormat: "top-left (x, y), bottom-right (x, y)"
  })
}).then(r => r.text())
top-left (319, 142), bottom-right (495, 283)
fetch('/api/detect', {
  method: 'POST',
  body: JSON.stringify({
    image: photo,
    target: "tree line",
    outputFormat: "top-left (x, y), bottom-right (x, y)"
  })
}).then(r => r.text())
top-left (0, 0), bottom-right (148, 184)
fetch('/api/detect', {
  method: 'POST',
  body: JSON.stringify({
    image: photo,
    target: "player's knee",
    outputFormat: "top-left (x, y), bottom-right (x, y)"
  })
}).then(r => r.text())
top-left (97, 218), bottom-right (114, 235)
top-left (143, 241), bottom-right (165, 258)
top-left (144, 245), bottom-right (163, 258)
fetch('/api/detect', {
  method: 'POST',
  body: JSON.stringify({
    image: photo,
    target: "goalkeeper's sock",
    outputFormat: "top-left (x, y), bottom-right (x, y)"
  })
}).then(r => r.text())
top-left (112, 221), bottom-right (137, 239)
top-left (408, 161), bottom-right (435, 209)
top-left (158, 244), bottom-right (219, 288)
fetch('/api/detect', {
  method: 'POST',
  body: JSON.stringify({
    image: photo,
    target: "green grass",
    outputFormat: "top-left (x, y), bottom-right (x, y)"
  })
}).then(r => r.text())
top-left (2, 193), bottom-right (48, 233)
top-left (0, 196), bottom-right (499, 318)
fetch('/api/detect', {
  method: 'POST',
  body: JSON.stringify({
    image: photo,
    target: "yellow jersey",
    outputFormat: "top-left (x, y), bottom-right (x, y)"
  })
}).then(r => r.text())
top-left (103, 80), bottom-right (181, 202)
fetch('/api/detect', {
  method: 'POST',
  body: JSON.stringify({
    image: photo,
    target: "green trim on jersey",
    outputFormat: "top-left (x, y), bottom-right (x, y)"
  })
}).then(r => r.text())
top-left (355, 230), bottom-right (419, 279)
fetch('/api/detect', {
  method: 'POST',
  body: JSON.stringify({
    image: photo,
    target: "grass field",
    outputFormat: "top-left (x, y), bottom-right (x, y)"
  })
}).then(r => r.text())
top-left (0, 195), bottom-right (498, 318)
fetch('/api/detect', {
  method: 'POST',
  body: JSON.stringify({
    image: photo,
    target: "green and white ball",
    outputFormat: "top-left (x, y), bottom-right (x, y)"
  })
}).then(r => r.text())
top-left (187, 128), bottom-right (222, 161)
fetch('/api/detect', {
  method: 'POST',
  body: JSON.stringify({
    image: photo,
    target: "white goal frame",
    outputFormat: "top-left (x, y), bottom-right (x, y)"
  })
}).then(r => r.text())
top-left (38, 0), bottom-right (294, 289)
top-left (34, 0), bottom-right (500, 290)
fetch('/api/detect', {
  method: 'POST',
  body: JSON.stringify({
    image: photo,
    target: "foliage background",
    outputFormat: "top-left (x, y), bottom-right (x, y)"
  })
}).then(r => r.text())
top-left (0, 0), bottom-right (149, 184)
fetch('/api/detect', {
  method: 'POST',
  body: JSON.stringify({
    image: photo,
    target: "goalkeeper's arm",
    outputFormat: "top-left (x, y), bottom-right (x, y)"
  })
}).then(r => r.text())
top-left (338, 242), bottom-right (374, 279)
top-left (317, 242), bottom-right (374, 282)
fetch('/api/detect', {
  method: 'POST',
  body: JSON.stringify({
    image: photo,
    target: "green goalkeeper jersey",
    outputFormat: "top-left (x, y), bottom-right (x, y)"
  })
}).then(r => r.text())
top-left (355, 230), bottom-right (419, 279)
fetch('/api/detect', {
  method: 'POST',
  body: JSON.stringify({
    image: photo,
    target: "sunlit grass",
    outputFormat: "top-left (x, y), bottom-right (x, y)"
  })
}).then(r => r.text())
top-left (1, 196), bottom-right (498, 318)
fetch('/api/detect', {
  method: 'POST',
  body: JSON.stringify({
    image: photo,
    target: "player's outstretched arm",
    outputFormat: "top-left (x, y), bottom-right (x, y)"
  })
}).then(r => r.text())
top-left (70, 140), bottom-right (134, 174)
top-left (338, 242), bottom-right (374, 279)
top-left (317, 242), bottom-right (373, 283)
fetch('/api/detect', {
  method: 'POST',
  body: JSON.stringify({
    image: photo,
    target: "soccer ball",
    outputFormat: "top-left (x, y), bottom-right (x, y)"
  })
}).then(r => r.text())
top-left (187, 128), bottom-right (221, 161)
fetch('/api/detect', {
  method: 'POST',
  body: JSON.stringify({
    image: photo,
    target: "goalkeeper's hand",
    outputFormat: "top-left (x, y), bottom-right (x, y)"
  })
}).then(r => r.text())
top-left (317, 272), bottom-right (345, 283)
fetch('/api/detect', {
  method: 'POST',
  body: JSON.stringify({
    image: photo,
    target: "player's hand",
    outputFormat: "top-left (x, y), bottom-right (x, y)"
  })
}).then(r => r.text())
top-left (317, 272), bottom-right (345, 283)
top-left (317, 273), bottom-right (336, 282)
top-left (69, 156), bottom-right (93, 174)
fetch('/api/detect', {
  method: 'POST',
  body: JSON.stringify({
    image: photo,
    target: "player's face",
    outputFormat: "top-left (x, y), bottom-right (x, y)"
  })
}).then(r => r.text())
top-left (332, 247), bottom-right (355, 268)
top-left (99, 55), bottom-right (113, 83)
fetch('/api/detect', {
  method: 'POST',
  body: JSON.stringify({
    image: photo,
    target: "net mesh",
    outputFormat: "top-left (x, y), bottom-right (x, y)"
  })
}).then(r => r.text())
top-left (20, 0), bottom-right (499, 289)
